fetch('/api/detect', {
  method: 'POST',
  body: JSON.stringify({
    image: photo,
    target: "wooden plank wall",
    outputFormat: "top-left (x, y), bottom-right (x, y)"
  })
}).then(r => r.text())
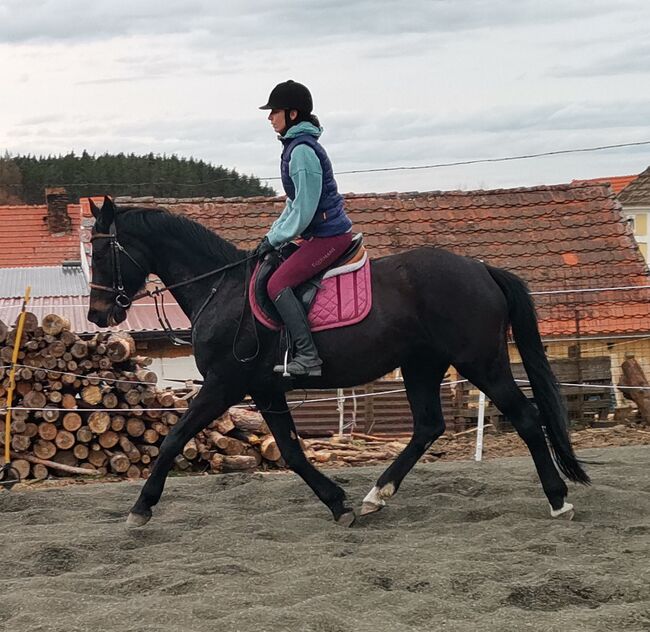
top-left (290, 379), bottom-right (456, 437)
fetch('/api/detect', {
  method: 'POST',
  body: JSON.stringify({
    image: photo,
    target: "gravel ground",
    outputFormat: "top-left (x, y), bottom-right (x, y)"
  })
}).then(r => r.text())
top-left (1, 444), bottom-right (649, 632)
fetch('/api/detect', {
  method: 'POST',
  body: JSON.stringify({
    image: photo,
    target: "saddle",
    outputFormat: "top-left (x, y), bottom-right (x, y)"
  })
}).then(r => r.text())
top-left (250, 233), bottom-right (371, 331)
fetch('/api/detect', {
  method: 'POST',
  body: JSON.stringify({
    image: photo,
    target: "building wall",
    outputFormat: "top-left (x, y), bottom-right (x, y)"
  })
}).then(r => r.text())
top-left (134, 337), bottom-right (201, 388)
top-left (148, 355), bottom-right (202, 388)
top-left (625, 205), bottom-right (650, 260)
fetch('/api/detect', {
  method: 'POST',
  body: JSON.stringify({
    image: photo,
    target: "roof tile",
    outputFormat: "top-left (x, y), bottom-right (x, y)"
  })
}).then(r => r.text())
top-left (572, 174), bottom-right (640, 195)
top-left (0, 204), bottom-right (83, 267)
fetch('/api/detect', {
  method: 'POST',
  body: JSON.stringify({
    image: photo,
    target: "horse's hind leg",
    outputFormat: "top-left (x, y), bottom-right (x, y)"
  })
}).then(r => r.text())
top-left (458, 357), bottom-right (573, 519)
top-left (253, 390), bottom-right (355, 526)
top-left (362, 357), bottom-right (448, 516)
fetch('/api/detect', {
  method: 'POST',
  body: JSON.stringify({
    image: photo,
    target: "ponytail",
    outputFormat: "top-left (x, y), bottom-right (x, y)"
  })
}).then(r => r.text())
top-left (284, 110), bottom-right (322, 133)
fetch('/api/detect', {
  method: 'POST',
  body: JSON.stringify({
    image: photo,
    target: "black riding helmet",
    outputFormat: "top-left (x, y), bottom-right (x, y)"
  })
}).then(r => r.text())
top-left (259, 80), bottom-right (313, 114)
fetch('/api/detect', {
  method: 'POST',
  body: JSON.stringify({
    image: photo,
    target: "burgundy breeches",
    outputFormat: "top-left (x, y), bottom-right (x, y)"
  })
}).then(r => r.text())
top-left (267, 232), bottom-right (354, 300)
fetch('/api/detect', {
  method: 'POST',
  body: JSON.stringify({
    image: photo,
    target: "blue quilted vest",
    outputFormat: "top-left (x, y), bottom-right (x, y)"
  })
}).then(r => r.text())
top-left (280, 134), bottom-right (352, 238)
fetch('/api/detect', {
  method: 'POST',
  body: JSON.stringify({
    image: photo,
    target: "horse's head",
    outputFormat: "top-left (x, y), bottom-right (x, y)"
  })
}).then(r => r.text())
top-left (87, 197), bottom-right (150, 327)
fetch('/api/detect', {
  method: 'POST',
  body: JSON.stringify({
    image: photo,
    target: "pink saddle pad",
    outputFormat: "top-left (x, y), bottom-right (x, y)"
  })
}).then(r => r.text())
top-left (250, 257), bottom-right (372, 332)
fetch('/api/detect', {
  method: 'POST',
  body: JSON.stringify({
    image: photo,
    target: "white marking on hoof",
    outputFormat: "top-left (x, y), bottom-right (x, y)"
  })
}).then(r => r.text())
top-left (361, 486), bottom-right (385, 515)
top-left (360, 484), bottom-right (396, 516)
top-left (550, 502), bottom-right (574, 520)
top-left (126, 512), bottom-right (151, 528)
top-left (336, 510), bottom-right (356, 528)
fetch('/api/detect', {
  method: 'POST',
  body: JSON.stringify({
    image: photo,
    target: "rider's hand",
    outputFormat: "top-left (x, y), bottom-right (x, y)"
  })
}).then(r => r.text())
top-left (254, 236), bottom-right (275, 259)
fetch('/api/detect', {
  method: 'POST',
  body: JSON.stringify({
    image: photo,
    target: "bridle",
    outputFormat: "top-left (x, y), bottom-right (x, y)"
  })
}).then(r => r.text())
top-left (89, 220), bottom-right (148, 309)
top-left (88, 219), bottom-right (258, 349)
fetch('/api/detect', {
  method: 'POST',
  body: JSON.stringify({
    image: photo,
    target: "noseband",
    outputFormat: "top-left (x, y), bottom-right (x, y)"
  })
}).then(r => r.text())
top-left (89, 220), bottom-right (147, 309)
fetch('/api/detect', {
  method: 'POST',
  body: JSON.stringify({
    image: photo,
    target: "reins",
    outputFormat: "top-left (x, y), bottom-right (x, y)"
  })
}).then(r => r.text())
top-left (90, 224), bottom-right (258, 350)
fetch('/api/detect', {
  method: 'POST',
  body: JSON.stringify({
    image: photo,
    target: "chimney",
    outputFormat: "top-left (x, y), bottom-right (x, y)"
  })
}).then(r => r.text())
top-left (45, 187), bottom-right (72, 235)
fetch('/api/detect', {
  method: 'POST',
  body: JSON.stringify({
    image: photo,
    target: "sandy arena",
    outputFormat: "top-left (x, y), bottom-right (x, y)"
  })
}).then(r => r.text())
top-left (1, 445), bottom-right (649, 632)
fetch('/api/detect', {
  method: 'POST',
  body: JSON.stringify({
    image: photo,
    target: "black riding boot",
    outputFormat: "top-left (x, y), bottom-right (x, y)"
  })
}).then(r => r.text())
top-left (273, 287), bottom-right (323, 376)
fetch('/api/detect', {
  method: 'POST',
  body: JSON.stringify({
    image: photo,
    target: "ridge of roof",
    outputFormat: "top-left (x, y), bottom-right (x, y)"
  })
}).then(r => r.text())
top-left (114, 181), bottom-right (615, 206)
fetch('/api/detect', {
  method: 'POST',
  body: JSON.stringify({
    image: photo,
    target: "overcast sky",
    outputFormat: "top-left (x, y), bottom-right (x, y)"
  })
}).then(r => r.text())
top-left (1, 0), bottom-right (650, 194)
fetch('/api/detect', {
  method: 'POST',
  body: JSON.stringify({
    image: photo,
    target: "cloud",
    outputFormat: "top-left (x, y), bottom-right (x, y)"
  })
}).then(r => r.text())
top-left (321, 100), bottom-right (650, 150)
top-left (0, 0), bottom-right (635, 46)
top-left (8, 99), bottom-right (650, 179)
top-left (0, 0), bottom-right (202, 43)
top-left (550, 42), bottom-right (650, 77)
top-left (2, 0), bottom-right (649, 195)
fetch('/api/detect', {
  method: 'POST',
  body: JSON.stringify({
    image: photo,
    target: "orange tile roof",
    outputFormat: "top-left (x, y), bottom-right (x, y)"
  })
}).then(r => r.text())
top-left (116, 182), bottom-right (650, 338)
top-left (0, 204), bottom-right (83, 267)
top-left (572, 174), bottom-right (638, 195)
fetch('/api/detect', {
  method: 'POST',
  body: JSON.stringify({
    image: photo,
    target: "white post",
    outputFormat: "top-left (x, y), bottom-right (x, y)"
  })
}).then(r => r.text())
top-left (474, 390), bottom-right (486, 462)
top-left (337, 388), bottom-right (345, 438)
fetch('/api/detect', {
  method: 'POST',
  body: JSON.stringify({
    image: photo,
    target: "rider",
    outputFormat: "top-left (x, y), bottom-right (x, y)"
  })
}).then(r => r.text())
top-left (256, 80), bottom-right (353, 377)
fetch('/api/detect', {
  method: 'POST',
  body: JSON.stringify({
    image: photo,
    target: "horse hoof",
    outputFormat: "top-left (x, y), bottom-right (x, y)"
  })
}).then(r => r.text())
top-left (550, 502), bottom-right (574, 520)
top-left (360, 501), bottom-right (384, 516)
top-left (126, 511), bottom-right (151, 528)
top-left (361, 485), bottom-right (387, 515)
top-left (336, 509), bottom-right (356, 528)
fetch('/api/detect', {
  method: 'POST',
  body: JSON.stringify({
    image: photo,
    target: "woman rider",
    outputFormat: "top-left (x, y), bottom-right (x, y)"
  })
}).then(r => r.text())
top-left (255, 80), bottom-right (353, 377)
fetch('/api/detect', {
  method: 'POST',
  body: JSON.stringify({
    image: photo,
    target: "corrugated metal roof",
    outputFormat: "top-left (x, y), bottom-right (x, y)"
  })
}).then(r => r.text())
top-left (0, 266), bottom-right (89, 298)
top-left (0, 295), bottom-right (190, 335)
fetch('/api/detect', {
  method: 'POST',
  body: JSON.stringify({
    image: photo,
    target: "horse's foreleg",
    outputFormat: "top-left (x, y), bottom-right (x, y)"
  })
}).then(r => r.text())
top-left (253, 390), bottom-right (355, 526)
top-left (127, 375), bottom-right (243, 528)
top-left (362, 358), bottom-right (448, 516)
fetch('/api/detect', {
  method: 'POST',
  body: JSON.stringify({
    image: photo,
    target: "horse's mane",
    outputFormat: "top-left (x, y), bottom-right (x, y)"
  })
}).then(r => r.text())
top-left (117, 206), bottom-right (244, 264)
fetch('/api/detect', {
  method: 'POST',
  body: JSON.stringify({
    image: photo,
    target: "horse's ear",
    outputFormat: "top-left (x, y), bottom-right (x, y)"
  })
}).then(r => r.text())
top-left (100, 196), bottom-right (115, 223)
top-left (89, 198), bottom-right (101, 219)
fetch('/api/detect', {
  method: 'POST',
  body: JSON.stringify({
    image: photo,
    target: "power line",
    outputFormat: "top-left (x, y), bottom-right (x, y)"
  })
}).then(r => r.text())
top-left (2, 139), bottom-right (649, 189)
top-left (333, 140), bottom-right (650, 177)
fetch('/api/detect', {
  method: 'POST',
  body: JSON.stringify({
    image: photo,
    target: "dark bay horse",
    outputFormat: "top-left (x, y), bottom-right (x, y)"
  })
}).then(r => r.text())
top-left (87, 197), bottom-right (589, 528)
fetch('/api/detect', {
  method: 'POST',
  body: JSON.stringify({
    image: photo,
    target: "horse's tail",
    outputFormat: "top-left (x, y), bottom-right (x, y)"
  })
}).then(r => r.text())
top-left (486, 265), bottom-right (590, 485)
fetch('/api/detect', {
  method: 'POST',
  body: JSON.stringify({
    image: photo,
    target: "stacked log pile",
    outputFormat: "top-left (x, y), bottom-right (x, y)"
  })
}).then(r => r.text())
top-left (0, 314), bottom-right (200, 480)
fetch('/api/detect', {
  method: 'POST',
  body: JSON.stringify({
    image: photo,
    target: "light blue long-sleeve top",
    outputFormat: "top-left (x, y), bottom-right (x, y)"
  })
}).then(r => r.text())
top-left (266, 122), bottom-right (324, 248)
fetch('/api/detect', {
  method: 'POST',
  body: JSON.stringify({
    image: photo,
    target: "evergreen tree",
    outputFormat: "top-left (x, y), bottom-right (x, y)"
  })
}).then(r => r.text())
top-left (0, 153), bottom-right (23, 203)
top-left (10, 152), bottom-right (275, 203)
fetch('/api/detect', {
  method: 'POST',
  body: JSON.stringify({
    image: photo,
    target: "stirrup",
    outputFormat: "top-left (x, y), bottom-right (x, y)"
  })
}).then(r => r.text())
top-left (273, 359), bottom-right (322, 377)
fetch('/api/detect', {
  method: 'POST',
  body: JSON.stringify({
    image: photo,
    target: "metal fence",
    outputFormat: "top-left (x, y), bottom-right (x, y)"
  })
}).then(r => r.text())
top-left (290, 305), bottom-right (650, 437)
